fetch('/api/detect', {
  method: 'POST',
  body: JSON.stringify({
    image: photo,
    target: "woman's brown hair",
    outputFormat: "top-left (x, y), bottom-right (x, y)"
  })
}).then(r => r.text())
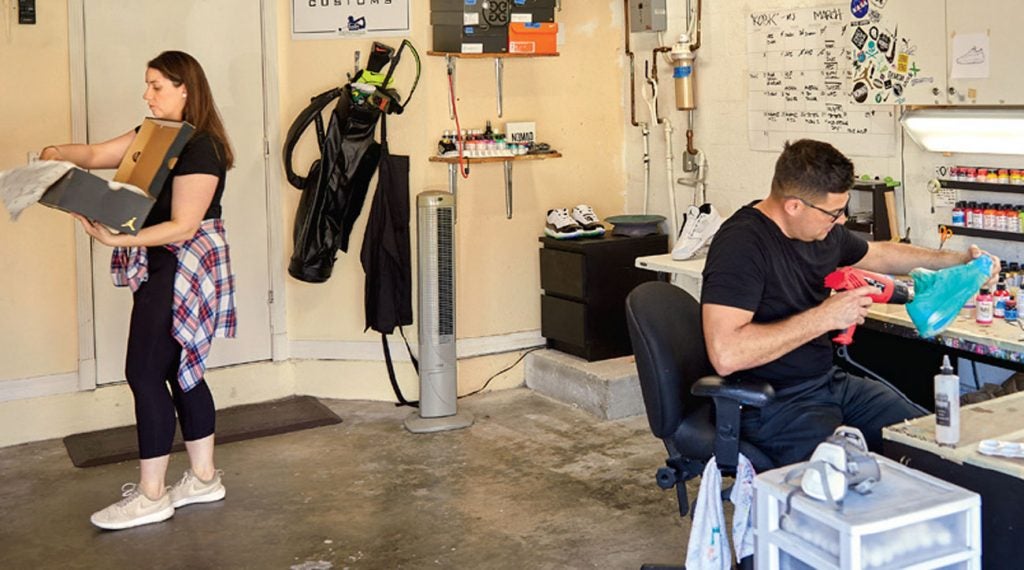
top-left (147, 50), bottom-right (234, 169)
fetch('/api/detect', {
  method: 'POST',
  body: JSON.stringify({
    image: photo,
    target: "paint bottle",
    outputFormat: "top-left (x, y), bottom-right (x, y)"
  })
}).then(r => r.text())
top-left (951, 202), bottom-right (966, 227)
top-left (1005, 297), bottom-right (1018, 322)
top-left (1008, 205), bottom-right (1020, 233)
top-left (976, 168), bottom-right (989, 183)
top-left (994, 278), bottom-right (1010, 318)
top-left (976, 287), bottom-right (994, 325)
top-left (983, 203), bottom-right (996, 229)
top-left (999, 169), bottom-right (1011, 184)
top-left (934, 355), bottom-right (960, 447)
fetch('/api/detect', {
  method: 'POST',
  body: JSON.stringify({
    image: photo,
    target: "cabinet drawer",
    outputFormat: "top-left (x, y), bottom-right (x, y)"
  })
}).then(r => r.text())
top-left (539, 248), bottom-right (585, 299)
top-left (540, 295), bottom-right (585, 346)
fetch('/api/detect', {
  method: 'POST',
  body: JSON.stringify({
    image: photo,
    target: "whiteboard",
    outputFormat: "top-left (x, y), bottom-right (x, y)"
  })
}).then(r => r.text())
top-left (747, 6), bottom-right (896, 157)
top-left (292, 0), bottom-right (410, 39)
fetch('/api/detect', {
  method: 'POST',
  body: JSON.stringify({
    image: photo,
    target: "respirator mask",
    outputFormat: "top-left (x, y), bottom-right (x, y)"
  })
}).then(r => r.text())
top-left (785, 426), bottom-right (881, 510)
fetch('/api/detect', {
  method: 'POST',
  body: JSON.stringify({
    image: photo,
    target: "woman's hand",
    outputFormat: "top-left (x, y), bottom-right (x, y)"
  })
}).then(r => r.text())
top-left (39, 146), bottom-right (63, 161)
top-left (72, 214), bottom-right (125, 247)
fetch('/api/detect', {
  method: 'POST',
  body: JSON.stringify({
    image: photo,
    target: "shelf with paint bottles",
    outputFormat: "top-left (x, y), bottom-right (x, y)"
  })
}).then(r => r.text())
top-left (939, 178), bottom-right (1024, 194)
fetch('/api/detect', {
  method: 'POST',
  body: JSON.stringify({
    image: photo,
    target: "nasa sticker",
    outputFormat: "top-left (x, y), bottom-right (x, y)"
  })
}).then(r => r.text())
top-left (851, 0), bottom-right (869, 19)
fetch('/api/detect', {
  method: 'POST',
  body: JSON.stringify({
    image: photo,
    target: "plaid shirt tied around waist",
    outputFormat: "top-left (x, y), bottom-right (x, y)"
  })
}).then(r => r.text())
top-left (110, 218), bottom-right (238, 391)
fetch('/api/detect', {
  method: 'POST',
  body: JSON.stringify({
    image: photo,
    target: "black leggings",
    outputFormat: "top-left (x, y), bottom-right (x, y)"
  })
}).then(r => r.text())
top-left (125, 246), bottom-right (216, 459)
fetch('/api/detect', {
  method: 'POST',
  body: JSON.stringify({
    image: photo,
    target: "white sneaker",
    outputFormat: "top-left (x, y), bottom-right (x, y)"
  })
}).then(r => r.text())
top-left (672, 203), bottom-right (723, 260)
top-left (570, 204), bottom-right (606, 237)
top-left (168, 469), bottom-right (226, 508)
top-left (545, 208), bottom-right (584, 239)
top-left (90, 483), bottom-right (174, 530)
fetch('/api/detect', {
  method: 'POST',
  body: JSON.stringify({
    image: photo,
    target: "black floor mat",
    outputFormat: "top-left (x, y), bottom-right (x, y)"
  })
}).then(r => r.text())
top-left (63, 395), bottom-right (342, 468)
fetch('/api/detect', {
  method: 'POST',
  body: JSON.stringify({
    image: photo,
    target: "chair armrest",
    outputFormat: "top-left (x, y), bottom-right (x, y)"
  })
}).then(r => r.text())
top-left (691, 375), bottom-right (775, 408)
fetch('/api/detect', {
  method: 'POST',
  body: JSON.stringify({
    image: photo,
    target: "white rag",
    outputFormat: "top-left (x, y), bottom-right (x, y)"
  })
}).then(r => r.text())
top-left (729, 453), bottom-right (756, 562)
top-left (684, 453), bottom-right (757, 570)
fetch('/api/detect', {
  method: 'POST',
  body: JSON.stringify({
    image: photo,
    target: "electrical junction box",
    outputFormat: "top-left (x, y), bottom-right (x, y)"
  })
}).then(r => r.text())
top-left (629, 0), bottom-right (667, 33)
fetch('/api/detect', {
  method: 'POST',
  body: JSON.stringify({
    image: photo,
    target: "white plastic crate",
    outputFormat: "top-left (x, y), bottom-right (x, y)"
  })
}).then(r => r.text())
top-left (754, 453), bottom-right (980, 570)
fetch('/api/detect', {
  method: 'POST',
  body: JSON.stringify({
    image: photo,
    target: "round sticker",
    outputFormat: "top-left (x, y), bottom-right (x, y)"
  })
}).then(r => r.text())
top-left (851, 0), bottom-right (869, 19)
top-left (852, 82), bottom-right (869, 103)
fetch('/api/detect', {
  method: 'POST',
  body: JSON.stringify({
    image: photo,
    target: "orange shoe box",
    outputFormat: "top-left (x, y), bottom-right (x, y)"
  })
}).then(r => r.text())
top-left (509, 22), bottom-right (558, 55)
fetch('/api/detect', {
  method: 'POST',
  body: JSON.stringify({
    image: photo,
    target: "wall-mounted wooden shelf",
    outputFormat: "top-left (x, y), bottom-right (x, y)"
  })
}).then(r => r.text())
top-left (429, 152), bottom-right (562, 164)
top-left (426, 51), bottom-right (559, 58)
top-left (430, 152), bottom-right (562, 219)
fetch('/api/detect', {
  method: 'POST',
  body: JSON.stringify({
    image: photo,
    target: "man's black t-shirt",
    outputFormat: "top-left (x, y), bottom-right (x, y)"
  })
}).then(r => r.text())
top-left (143, 132), bottom-right (227, 228)
top-left (701, 203), bottom-right (869, 388)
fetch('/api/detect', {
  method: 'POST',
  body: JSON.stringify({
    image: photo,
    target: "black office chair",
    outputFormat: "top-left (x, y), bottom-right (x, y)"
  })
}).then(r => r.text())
top-left (625, 281), bottom-right (775, 570)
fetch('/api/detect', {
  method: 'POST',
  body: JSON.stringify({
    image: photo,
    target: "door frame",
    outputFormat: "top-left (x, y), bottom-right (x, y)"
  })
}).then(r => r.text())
top-left (67, 0), bottom-right (289, 392)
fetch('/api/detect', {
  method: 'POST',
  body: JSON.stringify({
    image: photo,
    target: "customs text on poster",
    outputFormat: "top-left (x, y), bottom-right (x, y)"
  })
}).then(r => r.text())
top-left (292, 0), bottom-right (410, 39)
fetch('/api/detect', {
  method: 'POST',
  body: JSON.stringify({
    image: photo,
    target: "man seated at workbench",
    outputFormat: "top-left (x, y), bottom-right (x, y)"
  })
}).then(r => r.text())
top-left (701, 139), bottom-right (999, 466)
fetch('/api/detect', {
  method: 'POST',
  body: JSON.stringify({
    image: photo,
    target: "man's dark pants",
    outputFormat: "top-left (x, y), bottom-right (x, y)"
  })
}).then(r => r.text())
top-left (740, 367), bottom-right (926, 466)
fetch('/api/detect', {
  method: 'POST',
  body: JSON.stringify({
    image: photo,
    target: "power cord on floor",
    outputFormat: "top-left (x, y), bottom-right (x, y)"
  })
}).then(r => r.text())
top-left (836, 345), bottom-right (928, 415)
top-left (459, 346), bottom-right (543, 399)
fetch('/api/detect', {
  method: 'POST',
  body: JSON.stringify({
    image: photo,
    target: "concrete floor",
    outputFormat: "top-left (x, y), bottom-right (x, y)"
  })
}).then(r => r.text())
top-left (0, 388), bottom-right (700, 570)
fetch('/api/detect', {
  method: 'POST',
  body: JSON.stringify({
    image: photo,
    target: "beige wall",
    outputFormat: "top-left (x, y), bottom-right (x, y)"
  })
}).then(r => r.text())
top-left (0, 1), bottom-right (78, 381)
top-left (0, 2), bottom-right (627, 447)
top-left (281, 1), bottom-right (626, 343)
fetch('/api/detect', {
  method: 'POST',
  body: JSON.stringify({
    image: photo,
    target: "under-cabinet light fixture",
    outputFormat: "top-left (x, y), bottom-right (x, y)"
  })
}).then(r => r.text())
top-left (901, 107), bottom-right (1024, 156)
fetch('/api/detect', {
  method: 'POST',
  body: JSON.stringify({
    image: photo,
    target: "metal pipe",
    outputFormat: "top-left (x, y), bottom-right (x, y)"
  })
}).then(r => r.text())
top-left (495, 58), bottom-right (504, 118)
top-left (649, 47), bottom-right (672, 123)
top-left (690, 0), bottom-right (703, 52)
top-left (503, 161), bottom-right (513, 219)
top-left (664, 119), bottom-right (678, 239)
top-left (650, 46), bottom-right (671, 83)
top-left (624, 0), bottom-right (638, 127)
top-left (642, 123), bottom-right (651, 214)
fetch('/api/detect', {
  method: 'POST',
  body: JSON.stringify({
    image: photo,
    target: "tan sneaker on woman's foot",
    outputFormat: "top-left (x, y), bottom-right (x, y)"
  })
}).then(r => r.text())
top-left (168, 469), bottom-right (225, 508)
top-left (90, 483), bottom-right (174, 530)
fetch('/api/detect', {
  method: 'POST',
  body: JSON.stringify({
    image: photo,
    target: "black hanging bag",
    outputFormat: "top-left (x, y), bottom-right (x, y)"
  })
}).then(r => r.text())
top-left (282, 40), bottom-right (419, 283)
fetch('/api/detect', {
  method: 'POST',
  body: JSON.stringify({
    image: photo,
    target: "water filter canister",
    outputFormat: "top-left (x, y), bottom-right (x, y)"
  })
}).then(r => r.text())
top-left (934, 354), bottom-right (960, 446)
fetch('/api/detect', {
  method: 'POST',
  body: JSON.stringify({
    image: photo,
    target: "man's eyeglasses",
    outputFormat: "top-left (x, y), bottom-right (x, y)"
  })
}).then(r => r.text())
top-left (792, 196), bottom-right (850, 222)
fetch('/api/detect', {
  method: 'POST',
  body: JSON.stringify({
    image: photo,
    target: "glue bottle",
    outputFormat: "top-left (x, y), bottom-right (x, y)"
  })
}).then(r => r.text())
top-left (934, 355), bottom-right (960, 447)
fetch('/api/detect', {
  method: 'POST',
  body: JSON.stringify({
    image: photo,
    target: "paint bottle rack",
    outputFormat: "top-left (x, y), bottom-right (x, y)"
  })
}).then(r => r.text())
top-left (427, 51), bottom-right (561, 220)
top-left (938, 178), bottom-right (1024, 243)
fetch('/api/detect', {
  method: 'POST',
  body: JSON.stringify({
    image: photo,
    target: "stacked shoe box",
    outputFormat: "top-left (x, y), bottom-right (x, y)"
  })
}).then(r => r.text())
top-left (431, 0), bottom-right (509, 54)
top-left (510, 0), bottom-right (557, 23)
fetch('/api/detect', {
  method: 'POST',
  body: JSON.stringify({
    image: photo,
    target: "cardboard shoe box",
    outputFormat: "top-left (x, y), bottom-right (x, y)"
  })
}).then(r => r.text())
top-left (39, 118), bottom-right (194, 235)
top-left (433, 24), bottom-right (509, 54)
top-left (511, 0), bottom-right (557, 23)
top-left (509, 22), bottom-right (558, 54)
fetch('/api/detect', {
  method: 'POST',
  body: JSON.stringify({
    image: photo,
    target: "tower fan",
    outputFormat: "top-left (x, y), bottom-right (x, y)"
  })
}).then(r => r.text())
top-left (404, 191), bottom-right (474, 433)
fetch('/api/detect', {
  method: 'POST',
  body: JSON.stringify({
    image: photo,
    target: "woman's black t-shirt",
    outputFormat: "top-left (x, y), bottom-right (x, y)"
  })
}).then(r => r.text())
top-left (701, 203), bottom-right (869, 388)
top-left (143, 131), bottom-right (227, 228)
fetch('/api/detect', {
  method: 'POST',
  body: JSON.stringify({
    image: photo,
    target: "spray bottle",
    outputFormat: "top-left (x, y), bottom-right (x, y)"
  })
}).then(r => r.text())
top-left (934, 355), bottom-right (960, 447)
top-left (670, 34), bottom-right (695, 110)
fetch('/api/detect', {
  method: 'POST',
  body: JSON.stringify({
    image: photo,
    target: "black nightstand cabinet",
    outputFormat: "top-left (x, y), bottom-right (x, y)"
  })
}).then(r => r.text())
top-left (539, 234), bottom-right (668, 361)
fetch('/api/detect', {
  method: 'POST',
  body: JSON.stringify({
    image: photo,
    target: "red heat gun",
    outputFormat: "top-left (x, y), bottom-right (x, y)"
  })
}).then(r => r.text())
top-left (823, 267), bottom-right (914, 345)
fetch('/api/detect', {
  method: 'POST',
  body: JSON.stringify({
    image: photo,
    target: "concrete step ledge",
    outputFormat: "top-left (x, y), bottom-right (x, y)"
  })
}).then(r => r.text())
top-left (524, 349), bottom-right (645, 420)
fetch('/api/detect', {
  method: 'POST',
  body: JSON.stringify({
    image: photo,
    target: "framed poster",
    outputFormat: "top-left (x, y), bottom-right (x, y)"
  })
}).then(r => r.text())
top-left (292, 0), bottom-right (411, 39)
